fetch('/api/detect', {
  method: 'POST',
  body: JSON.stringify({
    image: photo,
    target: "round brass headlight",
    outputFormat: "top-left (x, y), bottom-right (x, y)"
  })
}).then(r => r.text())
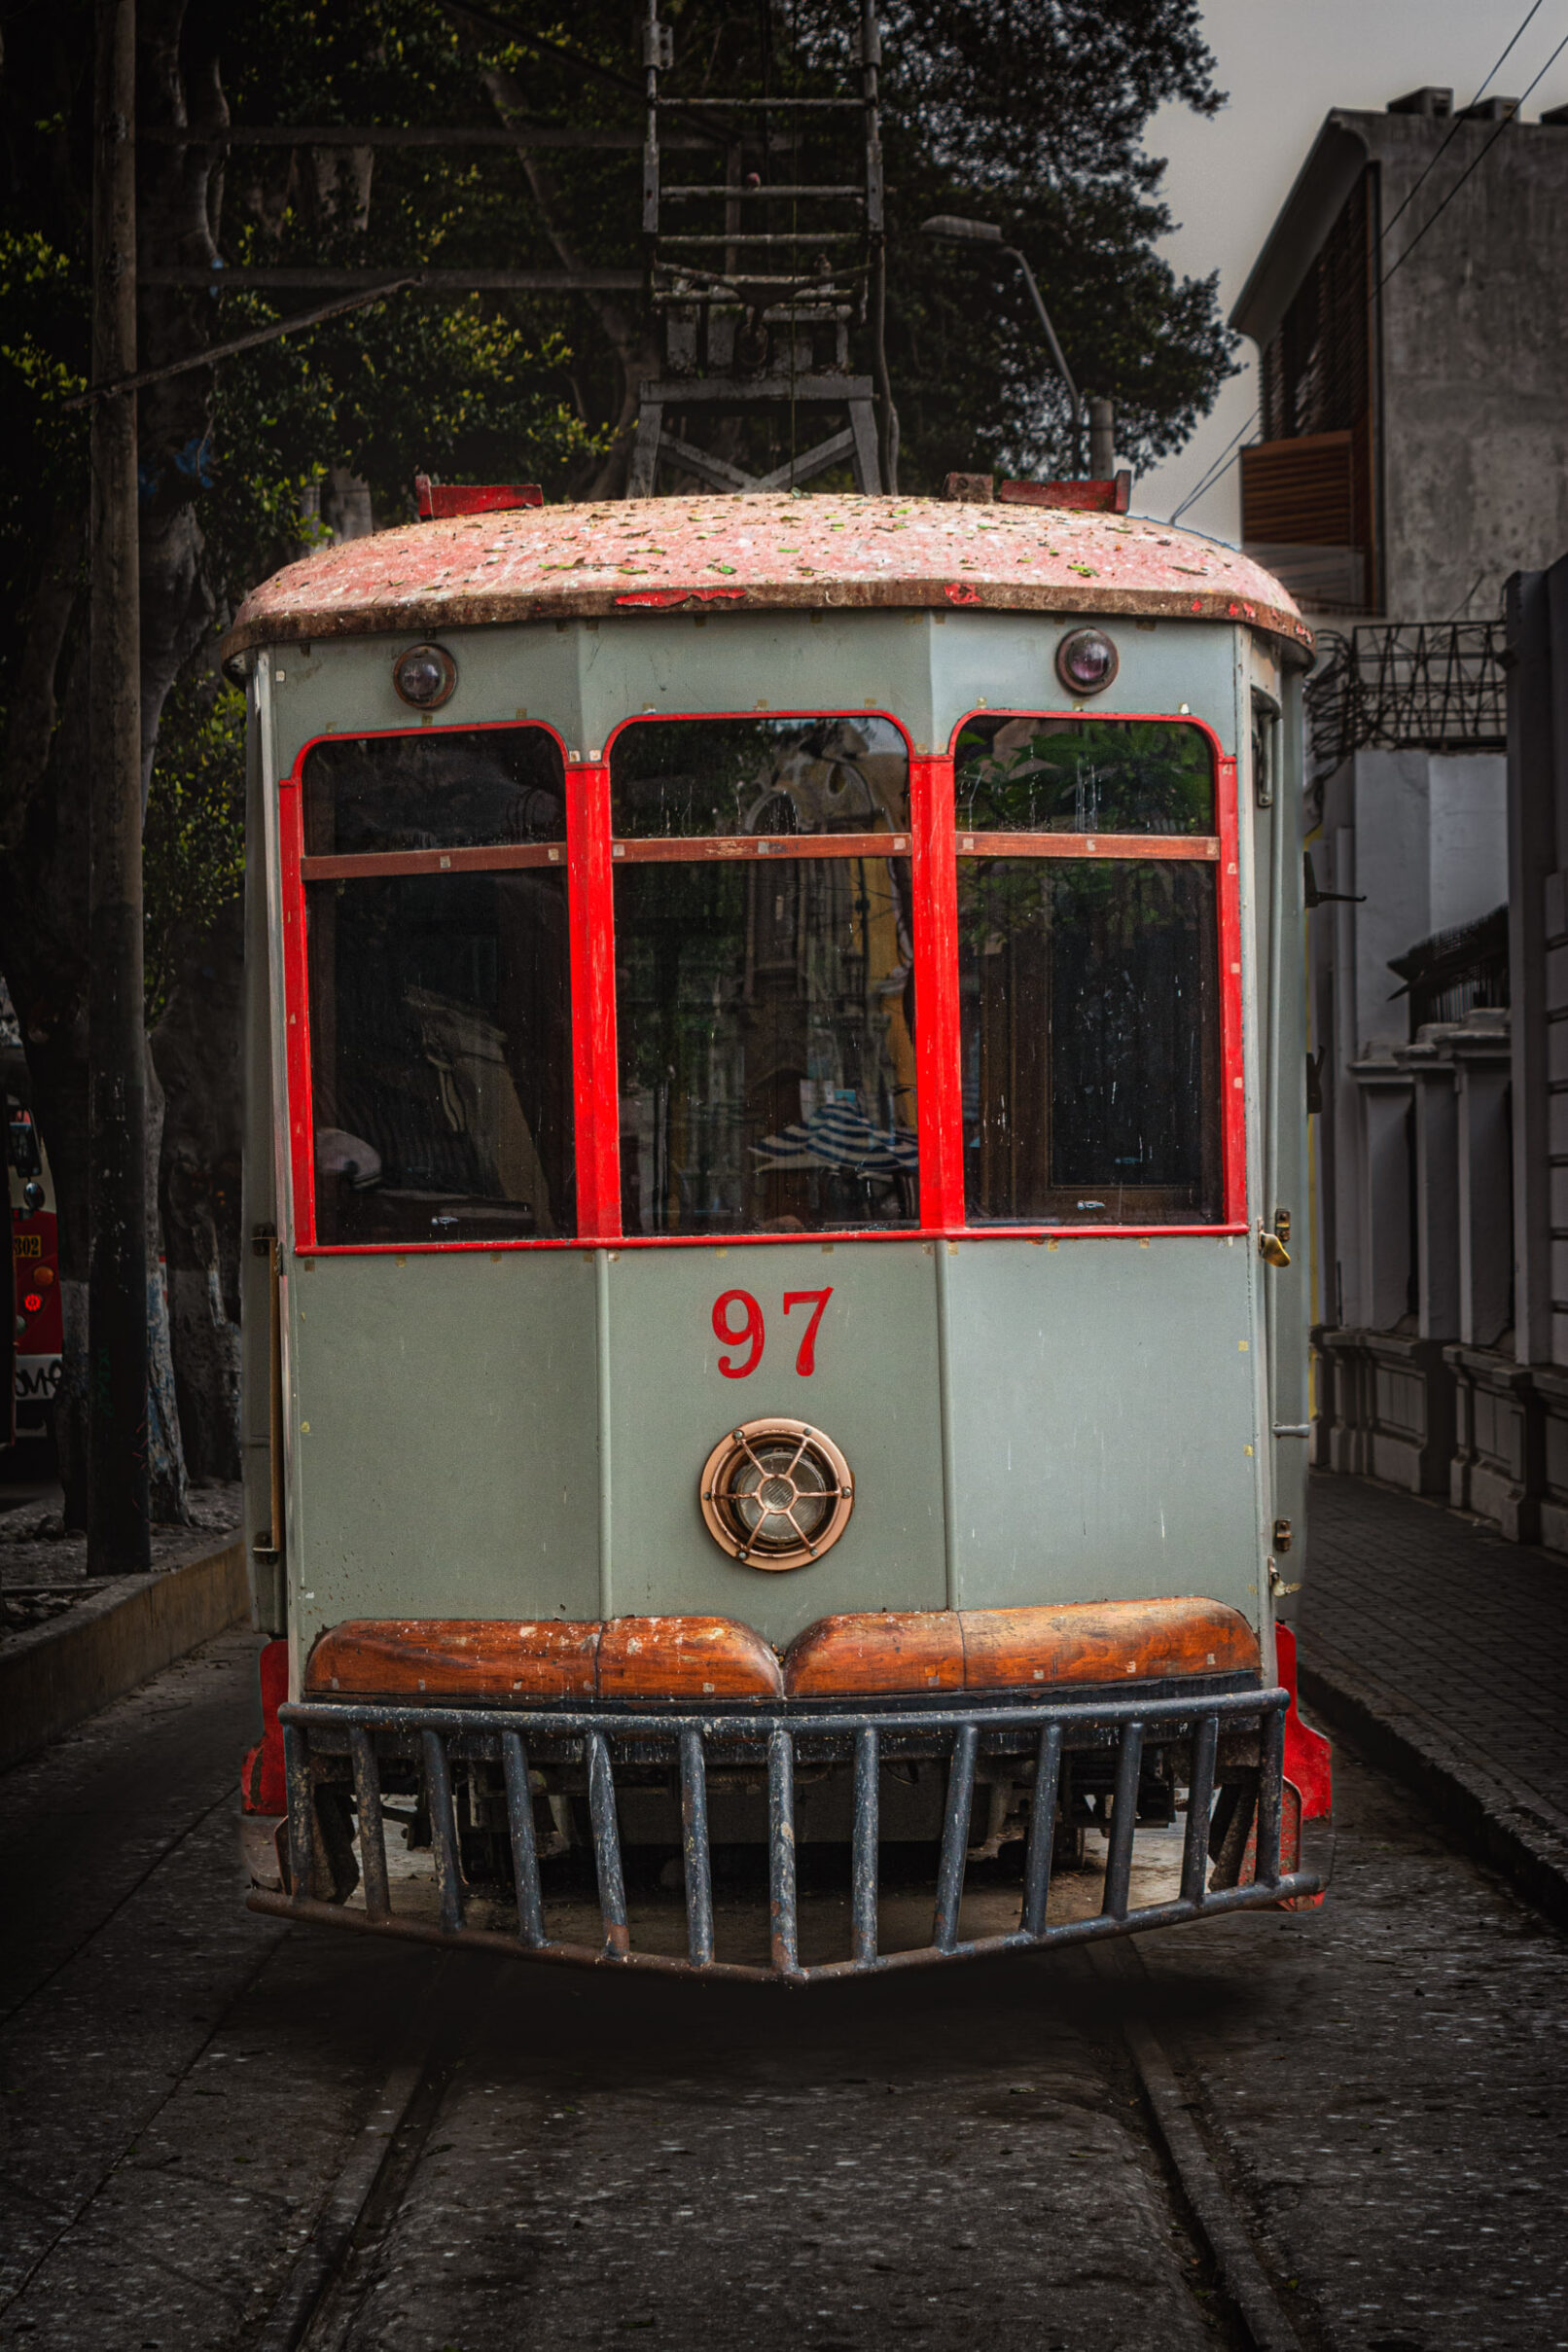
top-left (699, 1419), bottom-right (854, 1570)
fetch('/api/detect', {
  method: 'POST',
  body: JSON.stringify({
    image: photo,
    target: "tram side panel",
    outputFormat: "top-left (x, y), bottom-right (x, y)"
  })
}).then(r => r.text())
top-left (604, 1239), bottom-right (946, 1641)
top-left (1264, 664), bottom-right (1310, 1628)
top-left (944, 1235), bottom-right (1262, 1621)
top-left (285, 1248), bottom-right (601, 1642)
top-left (242, 688), bottom-right (284, 1634)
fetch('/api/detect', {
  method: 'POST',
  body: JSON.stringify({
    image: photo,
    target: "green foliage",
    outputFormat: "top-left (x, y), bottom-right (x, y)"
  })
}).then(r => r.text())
top-left (954, 717), bottom-right (1214, 834)
top-left (142, 676), bottom-right (247, 1024)
top-left (0, 0), bottom-right (1235, 1017)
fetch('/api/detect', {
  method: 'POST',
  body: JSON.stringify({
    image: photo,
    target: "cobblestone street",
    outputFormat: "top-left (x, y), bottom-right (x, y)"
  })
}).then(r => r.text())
top-left (4, 1470), bottom-right (1567, 2352)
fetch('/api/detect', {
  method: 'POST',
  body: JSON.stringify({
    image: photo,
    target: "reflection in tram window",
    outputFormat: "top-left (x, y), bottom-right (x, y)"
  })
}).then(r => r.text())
top-left (612, 716), bottom-right (916, 1234)
top-left (959, 860), bottom-right (1221, 1227)
top-left (306, 872), bottom-right (574, 1244)
top-left (615, 858), bottom-right (917, 1236)
top-left (611, 716), bottom-right (909, 837)
top-left (303, 727), bottom-right (566, 855)
top-left (955, 717), bottom-right (1212, 836)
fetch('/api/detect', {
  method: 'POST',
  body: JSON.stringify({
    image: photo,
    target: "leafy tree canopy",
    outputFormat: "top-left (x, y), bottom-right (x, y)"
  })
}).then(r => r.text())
top-left (0, 0), bottom-right (1233, 985)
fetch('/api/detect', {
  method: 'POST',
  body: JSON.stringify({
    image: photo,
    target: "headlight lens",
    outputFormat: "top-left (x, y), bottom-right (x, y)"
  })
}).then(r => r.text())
top-left (1055, 626), bottom-right (1119, 695)
top-left (699, 1420), bottom-right (855, 1569)
top-left (392, 643), bottom-right (457, 710)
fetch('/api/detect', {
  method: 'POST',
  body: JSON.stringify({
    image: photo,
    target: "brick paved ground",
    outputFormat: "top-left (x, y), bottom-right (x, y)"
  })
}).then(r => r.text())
top-left (1301, 1466), bottom-right (1568, 1824)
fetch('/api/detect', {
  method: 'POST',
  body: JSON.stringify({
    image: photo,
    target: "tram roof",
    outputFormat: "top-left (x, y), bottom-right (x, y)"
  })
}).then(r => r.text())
top-left (222, 491), bottom-right (1311, 662)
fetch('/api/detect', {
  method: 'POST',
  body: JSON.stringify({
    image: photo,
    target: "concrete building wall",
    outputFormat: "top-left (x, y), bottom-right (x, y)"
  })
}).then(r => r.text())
top-left (1373, 114), bottom-right (1568, 621)
top-left (1234, 104), bottom-right (1568, 624)
top-left (1318, 748), bottom-right (1507, 1063)
top-left (1429, 756), bottom-right (1509, 930)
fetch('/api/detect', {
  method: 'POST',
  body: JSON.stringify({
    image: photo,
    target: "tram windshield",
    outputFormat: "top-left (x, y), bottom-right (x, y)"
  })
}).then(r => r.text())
top-left (610, 719), bottom-right (918, 1235)
top-left (303, 730), bottom-right (574, 1245)
top-left (293, 708), bottom-right (1229, 1248)
top-left (954, 718), bottom-right (1222, 1227)
top-left (303, 726), bottom-right (566, 853)
top-left (954, 716), bottom-right (1213, 836)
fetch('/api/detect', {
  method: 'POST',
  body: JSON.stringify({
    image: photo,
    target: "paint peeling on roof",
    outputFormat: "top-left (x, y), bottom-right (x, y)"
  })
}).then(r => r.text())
top-left (222, 493), bottom-right (1311, 659)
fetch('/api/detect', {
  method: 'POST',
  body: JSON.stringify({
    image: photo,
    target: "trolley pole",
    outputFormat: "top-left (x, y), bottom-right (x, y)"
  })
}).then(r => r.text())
top-left (87, 0), bottom-right (150, 1573)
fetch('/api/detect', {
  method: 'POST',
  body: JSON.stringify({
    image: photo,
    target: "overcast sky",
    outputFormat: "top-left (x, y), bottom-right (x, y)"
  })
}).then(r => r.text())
top-left (1133, 0), bottom-right (1568, 542)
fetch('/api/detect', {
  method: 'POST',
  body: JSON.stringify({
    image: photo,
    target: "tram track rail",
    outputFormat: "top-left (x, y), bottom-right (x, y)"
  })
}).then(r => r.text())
top-left (0, 1653), bottom-right (1325, 2352)
top-left (1092, 1944), bottom-right (1312, 2352)
top-left (4, 1860), bottom-right (1325, 2351)
top-left (230, 1932), bottom-right (1324, 2352)
top-left (9, 1637), bottom-right (1559, 2351)
top-left (249, 1954), bottom-right (501, 2352)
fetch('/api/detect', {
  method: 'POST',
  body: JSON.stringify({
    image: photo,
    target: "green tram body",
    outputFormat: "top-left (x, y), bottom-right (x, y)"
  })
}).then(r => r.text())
top-left (230, 491), bottom-right (1325, 1976)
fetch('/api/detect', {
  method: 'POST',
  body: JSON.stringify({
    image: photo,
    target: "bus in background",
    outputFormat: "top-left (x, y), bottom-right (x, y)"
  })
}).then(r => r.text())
top-left (8, 1095), bottom-right (61, 1448)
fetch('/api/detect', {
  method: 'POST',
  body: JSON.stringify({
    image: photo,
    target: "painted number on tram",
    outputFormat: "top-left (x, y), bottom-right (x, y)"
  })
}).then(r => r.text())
top-left (712, 1287), bottom-right (833, 1379)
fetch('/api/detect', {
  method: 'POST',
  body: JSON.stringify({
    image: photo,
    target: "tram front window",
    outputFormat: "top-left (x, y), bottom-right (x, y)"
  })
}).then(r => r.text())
top-left (303, 726), bottom-right (567, 853)
top-left (954, 714), bottom-right (1214, 837)
top-left (610, 719), bottom-right (918, 1235)
top-left (303, 729), bottom-right (574, 1245)
top-left (955, 718), bottom-right (1222, 1227)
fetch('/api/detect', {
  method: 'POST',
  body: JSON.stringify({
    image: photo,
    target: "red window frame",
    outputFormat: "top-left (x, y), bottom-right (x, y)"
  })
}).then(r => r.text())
top-left (279, 707), bottom-right (1246, 1255)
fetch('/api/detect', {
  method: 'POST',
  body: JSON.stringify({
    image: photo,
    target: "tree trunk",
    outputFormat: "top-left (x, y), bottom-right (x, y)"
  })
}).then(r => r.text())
top-left (152, 891), bottom-right (243, 1483)
top-left (0, 3), bottom-right (234, 1524)
top-left (132, 1), bottom-right (236, 1500)
top-left (142, 1038), bottom-right (190, 1519)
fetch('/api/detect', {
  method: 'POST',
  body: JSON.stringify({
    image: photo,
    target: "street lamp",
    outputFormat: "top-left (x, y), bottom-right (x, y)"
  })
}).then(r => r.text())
top-left (920, 214), bottom-right (1084, 476)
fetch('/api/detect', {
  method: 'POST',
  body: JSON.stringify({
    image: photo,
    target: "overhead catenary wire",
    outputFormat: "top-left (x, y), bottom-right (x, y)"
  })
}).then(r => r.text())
top-left (1167, 406), bottom-right (1259, 528)
top-left (1380, 25), bottom-right (1568, 288)
top-left (1167, 8), bottom-right (1567, 533)
top-left (1378, 0), bottom-right (1548, 245)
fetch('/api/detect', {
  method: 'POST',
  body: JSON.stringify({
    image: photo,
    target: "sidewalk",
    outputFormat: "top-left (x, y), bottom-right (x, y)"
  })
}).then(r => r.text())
top-left (1301, 1467), bottom-right (1568, 1924)
top-left (0, 1481), bottom-right (248, 1768)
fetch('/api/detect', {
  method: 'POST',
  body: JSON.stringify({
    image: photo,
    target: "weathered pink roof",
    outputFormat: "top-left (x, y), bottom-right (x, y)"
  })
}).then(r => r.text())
top-left (222, 492), bottom-right (1310, 659)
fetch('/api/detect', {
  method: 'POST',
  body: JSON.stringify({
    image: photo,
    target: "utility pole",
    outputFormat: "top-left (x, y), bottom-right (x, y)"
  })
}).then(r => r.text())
top-left (88, 0), bottom-right (150, 1573)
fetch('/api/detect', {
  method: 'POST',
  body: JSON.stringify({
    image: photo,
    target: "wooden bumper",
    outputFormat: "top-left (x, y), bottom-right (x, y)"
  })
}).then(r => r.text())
top-left (304, 1598), bottom-right (1259, 1704)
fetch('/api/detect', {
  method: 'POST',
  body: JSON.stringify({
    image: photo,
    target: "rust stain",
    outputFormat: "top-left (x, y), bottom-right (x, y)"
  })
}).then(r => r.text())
top-left (223, 491), bottom-right (1312, 661)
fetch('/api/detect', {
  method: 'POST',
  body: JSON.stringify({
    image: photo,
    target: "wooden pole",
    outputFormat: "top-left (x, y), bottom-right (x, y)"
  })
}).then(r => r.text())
top-left (88, 0), bottom-right (150, 1573)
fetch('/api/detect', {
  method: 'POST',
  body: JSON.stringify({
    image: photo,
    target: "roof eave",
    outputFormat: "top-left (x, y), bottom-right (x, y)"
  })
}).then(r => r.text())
top-left (219, 576), bottom-right (1313, 668)
top-left (1229, 115), bottom-right (1372, 349)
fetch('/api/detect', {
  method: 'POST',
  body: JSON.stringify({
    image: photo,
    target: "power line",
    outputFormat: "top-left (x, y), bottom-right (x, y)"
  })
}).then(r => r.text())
top-left (1168, 406), bottom-right (1259, 527)
top-left (1378, 0), bottom-right (1548, 245)
top-left (1381, 25), bottom-right (1568, 289)
top-left (1170, 7), bottom-right (1565, 536)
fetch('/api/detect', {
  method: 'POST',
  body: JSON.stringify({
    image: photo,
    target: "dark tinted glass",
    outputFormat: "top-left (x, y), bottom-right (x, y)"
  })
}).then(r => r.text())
top-left (959, 859), bottom-right (1221, 1225)
top-left (306, 871), bottom-right (574, 1243)
top-left (954, 717), bottom-right (1213, 836)
top-left (616, 856), bottom-right (917, 1234)
top-left (611, 717), bottom-right (909, 837)
top-left (303, 728), bottom-right (566, 855)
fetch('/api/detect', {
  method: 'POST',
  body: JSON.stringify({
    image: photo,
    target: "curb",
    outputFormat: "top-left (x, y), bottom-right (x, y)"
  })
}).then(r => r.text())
top-left (0, 1537), bottom-right (249, 1772)
top-left (1299, 1633), bottom-right (1568, 1935)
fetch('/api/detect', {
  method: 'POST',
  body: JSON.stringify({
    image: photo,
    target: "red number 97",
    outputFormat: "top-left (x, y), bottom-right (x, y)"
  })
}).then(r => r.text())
top-left (714, 1290), bottom-right (765, 1379)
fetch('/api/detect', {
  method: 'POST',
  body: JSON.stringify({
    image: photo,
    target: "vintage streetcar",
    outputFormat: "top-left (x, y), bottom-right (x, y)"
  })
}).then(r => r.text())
top-left (225, 478), bottom-right (1333, 1982)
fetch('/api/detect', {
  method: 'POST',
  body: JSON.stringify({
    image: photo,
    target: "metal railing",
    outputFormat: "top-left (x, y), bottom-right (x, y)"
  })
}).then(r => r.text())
top-left (1309, 622), bottom-right (1507, 769)
top-left (252, 1685), bottom-right (1319, 1982)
